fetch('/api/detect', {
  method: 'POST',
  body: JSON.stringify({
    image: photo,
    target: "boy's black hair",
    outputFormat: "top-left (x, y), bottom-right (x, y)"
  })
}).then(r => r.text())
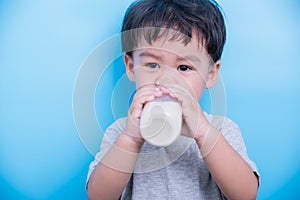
top-left (121, 0), bottom-right (226, 62)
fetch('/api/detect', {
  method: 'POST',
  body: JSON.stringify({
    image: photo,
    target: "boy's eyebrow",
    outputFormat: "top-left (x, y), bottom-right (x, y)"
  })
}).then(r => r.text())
top-left (138, 51), bottom-right (201, 63)
top-left (176, 55), bottom-right (201, 63)
top-left (138, 51), bottom-right (162, 60)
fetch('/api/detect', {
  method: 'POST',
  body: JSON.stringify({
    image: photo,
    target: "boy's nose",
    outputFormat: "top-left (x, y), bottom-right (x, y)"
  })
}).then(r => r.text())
top-left (154, 67), bottom-right (180, 87)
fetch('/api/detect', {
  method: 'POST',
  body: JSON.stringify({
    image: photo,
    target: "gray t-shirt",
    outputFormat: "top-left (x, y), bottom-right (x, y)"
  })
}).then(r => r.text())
top-left (87, 113), bottom-right (259, 199)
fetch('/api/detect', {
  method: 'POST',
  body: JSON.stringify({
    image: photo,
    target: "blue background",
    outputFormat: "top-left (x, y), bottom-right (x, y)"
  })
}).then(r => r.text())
top-left (1, 0), bottom-right (300, 199)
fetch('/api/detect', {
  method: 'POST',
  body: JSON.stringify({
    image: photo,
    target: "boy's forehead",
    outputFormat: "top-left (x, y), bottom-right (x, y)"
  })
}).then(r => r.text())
top-left (135, 35), bottom-right (209, 60)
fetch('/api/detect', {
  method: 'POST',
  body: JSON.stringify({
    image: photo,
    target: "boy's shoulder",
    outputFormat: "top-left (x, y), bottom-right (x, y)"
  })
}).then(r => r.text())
top-left (107, 117), bottom-right (127, 132)
top-left (104, 117), bottom-right (127, 140)
top-left (204, 112), bottom-right (240, 134)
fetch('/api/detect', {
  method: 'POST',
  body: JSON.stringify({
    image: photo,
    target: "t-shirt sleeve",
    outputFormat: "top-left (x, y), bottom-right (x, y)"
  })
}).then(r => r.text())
top-left (86, 118), bottom-right (126, 187)
top-left (211, 116), bottom-right (260, 177)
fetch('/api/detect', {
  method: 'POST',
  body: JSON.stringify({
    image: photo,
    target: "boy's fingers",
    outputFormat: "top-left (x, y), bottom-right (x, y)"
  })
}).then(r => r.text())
top-left (134, 86), bottom-right (162, 100)
top-left (158, 81), bottom-right (194, 101)
top-left (126, 86), bottom-right (164, 137)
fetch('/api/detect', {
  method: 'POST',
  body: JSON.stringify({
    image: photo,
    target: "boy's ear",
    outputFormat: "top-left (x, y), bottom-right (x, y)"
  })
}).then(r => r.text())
top-left (206, 61), bottom-right (220, 88)
top-left (124, 54), bottom-right (135, 81)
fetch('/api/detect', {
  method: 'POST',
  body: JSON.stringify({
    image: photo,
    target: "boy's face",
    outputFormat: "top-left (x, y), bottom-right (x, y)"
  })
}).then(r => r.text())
top-left (124, 34), bottom-right (220, 101)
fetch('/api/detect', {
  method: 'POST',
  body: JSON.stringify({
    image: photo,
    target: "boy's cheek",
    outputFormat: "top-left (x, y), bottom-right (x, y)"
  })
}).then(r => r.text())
top-left (133, 69), bottom-right (158, 86)
top-left (135, 76), bottom-right (157, 89)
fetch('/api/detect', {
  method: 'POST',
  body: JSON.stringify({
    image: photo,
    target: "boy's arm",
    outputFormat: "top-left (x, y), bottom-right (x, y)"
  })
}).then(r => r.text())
top-left (87, 84), bottom-right (161, 199)
top-left (158, 84), bottom-right (258, 199)
top-left (87, 133), bottom-right (143, 200)
top-left (197, 126), bottom-right (259, 200)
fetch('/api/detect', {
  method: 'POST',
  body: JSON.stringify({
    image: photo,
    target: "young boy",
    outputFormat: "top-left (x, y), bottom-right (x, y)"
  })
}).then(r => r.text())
top-left (87, 0), bottom-right (259, 199)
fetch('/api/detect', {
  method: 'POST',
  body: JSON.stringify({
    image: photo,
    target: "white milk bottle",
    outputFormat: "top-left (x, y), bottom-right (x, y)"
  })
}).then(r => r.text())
top-left (140, 94), bottom-right (182, 147)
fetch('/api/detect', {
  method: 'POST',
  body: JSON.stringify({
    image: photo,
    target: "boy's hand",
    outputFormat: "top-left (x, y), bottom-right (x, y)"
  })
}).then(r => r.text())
top-left (159, 83), bottom-right (210, 145)
top-left (124, 84), bottom-right (163, 145)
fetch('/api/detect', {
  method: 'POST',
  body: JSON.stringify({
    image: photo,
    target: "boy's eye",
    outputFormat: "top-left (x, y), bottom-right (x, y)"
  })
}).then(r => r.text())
top-left (146, 63), bottom-right (160, 69)
top-left (177, 65), bottom-right (191, 71)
